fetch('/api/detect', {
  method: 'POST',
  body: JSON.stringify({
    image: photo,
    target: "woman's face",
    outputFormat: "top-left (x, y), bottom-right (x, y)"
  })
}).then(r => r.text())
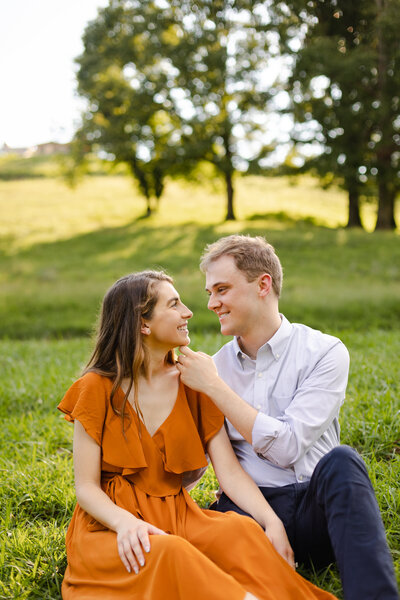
top-left (143, 281), bottom-right (193, 350)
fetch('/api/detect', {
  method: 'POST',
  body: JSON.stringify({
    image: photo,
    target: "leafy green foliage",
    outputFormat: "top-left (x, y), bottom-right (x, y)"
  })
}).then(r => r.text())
top-left (74, 0), bottom-right (283, 219)
top-left (276, 0), bottom-right (400, 229)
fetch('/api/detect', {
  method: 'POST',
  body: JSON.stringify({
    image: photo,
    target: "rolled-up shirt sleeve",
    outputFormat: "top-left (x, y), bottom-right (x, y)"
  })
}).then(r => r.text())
top-left (252, 341), bottom-right (350, 468)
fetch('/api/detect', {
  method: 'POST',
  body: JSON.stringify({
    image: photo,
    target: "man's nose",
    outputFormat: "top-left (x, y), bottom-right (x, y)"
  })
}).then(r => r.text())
top-left (207, 294), bottom-right (219, 311)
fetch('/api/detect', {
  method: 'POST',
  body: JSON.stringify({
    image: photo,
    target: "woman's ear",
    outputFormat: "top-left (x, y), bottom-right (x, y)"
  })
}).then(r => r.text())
top-left (141, 321), bottom-right (151, 335)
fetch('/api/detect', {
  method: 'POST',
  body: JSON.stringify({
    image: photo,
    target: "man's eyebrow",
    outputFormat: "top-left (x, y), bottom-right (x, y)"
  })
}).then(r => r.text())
top-left (205, 281), bottom-right (228, 292)
top-left (167, 296), bottom-right (179, 305)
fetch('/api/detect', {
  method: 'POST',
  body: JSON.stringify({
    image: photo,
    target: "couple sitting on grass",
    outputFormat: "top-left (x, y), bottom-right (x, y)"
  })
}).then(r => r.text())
top-left (58, 235), bottom-right (398, 600)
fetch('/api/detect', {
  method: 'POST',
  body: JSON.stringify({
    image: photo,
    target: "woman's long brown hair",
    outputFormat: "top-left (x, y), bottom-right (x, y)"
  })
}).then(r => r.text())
top-left (83, 271), bottom-right (175, 433)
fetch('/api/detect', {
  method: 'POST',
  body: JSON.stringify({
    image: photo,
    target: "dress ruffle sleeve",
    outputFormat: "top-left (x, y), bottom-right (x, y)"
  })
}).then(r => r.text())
top-left (57, 372), bottom-right (108, 445)
top-left (184, 385), bottom-right (225, 448)
top-left (151, 383), bottom-right (224, 478)
top-left (58, 373), bottom-right (148, 473)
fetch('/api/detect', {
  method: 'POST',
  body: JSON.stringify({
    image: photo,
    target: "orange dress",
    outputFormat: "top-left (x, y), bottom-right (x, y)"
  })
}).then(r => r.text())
top-left (58, 372), bottom-right (337, 600)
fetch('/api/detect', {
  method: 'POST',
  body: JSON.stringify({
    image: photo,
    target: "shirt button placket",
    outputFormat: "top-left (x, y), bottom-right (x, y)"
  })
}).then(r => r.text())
top-left (254, 368), bottom-right (266, 413)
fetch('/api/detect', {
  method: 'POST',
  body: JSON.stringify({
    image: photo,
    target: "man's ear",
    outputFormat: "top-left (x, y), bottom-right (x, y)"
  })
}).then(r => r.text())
top-left (141, 321), bottom-right (151, 335)
top-left (258, 273), bottom-right (272, 297)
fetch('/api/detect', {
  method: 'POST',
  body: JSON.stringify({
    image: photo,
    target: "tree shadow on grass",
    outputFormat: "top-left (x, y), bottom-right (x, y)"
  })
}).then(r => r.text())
top-left (247, 210), bottom-right (329, 228)
top-left (1, 216), bottom-right (400, 338)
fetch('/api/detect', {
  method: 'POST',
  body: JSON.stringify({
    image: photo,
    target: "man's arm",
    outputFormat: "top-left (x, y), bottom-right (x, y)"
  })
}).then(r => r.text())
top-left (177, 342), bottom-right (349, 468)
top-left (177, 347), bottom-right (258, 443)
top-left (252, 342), bottom-right (349, 467)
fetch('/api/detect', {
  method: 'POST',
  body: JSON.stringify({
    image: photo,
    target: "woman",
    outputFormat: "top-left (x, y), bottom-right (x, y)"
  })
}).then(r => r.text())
top-left (58, 270), bottom-right (337, 599)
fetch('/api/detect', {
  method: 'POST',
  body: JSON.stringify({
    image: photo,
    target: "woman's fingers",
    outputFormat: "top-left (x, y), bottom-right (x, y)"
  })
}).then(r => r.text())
top-left (137, 528), bottom-right (151, 554)
top-left (118, 538), bottom-right (139, 574)
top-left (130, 529), bottom-right (148, 568)
top-left (286, 549), bottom-right (295, 569)
top-left (117, 520), bottom-right (169, 573)
top-left (148, 523), bottom-right (168, 536)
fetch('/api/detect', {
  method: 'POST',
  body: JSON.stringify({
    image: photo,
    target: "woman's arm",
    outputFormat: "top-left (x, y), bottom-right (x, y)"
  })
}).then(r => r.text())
top-left (207, 426), bottom-right (295, 568)
top-left (73, 419), bottom-right (167, 573)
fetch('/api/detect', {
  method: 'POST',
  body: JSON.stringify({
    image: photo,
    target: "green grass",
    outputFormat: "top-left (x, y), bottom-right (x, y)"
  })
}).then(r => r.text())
top-left (0, 174), bottom-right (399, 598)
top-left (1, 176), bottom-right (399, 338)
top-left (0, 334), bottom-right (399, 598)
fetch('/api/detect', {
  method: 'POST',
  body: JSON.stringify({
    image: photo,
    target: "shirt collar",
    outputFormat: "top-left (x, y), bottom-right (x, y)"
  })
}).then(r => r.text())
top-left (233, 314), bottom-right (293, 365)
top-left (265, 314), bottom-right (292, 360)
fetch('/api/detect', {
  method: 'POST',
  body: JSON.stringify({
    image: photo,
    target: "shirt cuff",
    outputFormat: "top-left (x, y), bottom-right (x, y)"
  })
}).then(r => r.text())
top-left (252, 411), bottom-right (284, 458)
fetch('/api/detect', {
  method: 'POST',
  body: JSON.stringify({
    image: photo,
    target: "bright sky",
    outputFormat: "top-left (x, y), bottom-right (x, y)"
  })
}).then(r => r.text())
top-left (0, 0), bottom-right (109, 148)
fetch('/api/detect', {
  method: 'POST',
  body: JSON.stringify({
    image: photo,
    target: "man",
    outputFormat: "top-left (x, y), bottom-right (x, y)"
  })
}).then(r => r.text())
top-left (177, 234), bottom-right (398, 600)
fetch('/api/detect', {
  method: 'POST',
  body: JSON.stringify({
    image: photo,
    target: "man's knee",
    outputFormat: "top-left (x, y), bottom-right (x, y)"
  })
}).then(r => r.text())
top-left (316, 444), bottom-right (369, 486)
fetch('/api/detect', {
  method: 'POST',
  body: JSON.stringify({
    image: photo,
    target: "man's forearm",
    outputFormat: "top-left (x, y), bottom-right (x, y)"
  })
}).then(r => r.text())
top-left (202, 376), bottom-right (258, 444)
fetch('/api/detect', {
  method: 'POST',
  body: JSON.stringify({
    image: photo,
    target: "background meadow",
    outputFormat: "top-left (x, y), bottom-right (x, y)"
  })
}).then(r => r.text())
top-left (0, 172), bottom-right (399, 598)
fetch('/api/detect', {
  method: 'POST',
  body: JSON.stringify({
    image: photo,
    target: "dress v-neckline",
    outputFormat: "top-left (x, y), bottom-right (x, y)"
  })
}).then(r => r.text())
top-left (118, 379), bottom-right (182, 439)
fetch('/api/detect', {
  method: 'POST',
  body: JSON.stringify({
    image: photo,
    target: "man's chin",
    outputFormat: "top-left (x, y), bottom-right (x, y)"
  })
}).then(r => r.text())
top-left (219, 323), bottom-right (233, 336)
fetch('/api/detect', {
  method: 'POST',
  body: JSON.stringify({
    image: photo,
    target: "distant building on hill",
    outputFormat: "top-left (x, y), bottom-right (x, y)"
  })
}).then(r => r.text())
top-left (0, 141), bottom-right (70, 157)
top-left (35, 142), bottom-right (71, 156)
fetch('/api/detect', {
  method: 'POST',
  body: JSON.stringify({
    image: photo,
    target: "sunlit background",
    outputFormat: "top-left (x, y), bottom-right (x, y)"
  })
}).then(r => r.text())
top-left (0, 0), bottom-right (108, 148)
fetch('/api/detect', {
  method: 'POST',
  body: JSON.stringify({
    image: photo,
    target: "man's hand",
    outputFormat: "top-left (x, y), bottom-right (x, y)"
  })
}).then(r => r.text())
top-left (176, 346), bottom-right (219, 394)
top-left (263, 516), bottom-right (295, 569)
top-left (177, 345), bottom-right (258, 444)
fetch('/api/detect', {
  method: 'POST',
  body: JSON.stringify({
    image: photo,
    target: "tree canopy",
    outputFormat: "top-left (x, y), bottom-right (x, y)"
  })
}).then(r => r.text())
top-left (75, 0), bottom-right (283, 219)
top-left (74, 0), bottom-right (399, 228)
top-left (277, 0), bottom-right (400, 229)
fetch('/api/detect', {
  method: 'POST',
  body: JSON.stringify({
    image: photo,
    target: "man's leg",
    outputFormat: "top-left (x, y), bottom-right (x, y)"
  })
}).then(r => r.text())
top-left (295, 445), bottom-right (398, 600)
top-left (212, 484), bottom-right (299, 548)
top-left (212, 446), bottom-right (398, 600)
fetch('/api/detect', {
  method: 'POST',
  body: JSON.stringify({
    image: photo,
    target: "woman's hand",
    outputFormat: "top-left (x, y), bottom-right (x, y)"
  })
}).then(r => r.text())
top-left (116, 514), bottom-right (168, 574)
top-left (263, 516), bottom-right (295, 569)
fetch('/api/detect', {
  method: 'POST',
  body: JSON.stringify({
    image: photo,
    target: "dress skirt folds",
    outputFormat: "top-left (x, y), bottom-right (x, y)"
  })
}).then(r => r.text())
top-left (58, 372), bottom-right (337, 600)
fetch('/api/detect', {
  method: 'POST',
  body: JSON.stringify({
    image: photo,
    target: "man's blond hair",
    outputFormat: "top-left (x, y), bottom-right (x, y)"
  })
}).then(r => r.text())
top-left (200, 235), bottom-right (283, 298)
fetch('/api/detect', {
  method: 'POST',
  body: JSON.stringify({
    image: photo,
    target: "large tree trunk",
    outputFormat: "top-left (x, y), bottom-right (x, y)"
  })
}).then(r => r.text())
top-left (375, 182), bottom-right (396, 229)
top-left (222, 131), bottom-right (236, 221)
top-left (346, 187), bottom-right (363, 228)
top-left (130, 160), bottom-right (152, 217)
top-left (224, 171), bottom-right (236, 220)
top-left (374, 0), bottom-right (397, 230)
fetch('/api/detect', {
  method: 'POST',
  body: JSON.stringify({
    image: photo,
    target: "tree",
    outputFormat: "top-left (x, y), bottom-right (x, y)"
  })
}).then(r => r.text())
top-left (275, 0), bottom-right (400, 229)
top-left (75, 1), bottom-right (184, 216)
top-left (75, 0), bottom-right (281, 220)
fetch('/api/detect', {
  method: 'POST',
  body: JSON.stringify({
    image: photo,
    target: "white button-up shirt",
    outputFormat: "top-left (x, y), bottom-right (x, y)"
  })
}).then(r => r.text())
top-left (213, 315), bottom-right (350, 487)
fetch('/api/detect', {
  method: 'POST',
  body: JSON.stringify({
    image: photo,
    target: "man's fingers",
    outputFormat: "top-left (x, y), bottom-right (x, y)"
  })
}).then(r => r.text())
top-left (178, 345), bottom-right (195, 355)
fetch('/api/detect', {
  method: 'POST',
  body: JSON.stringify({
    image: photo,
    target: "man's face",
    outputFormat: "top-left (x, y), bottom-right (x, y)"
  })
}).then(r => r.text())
top-left (205, 255), bottom-right (261, 337)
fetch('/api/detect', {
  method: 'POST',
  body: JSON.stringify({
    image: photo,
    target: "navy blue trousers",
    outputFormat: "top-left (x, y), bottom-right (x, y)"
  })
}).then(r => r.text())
top-left (211, 446), bottom-right (399, 600)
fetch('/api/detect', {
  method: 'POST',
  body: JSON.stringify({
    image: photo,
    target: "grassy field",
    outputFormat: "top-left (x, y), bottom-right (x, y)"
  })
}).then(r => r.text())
top-left (1, 175), bottom-right (400, 338)
top-left (0, 173), bottom-right (399, 598)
